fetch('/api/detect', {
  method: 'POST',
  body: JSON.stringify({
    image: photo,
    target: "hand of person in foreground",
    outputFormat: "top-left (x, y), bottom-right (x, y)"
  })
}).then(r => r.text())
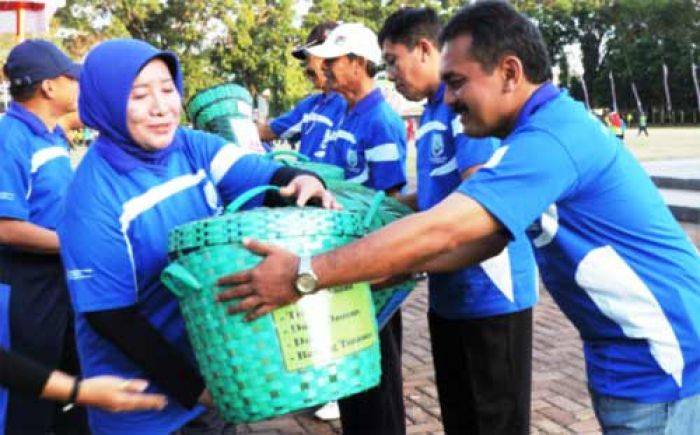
top-left (281, 175), bottom-right (341, 209)
top-left (217, 239), bottom-right (300, 321)
top-left (43, 372), bottom-right (167, 412)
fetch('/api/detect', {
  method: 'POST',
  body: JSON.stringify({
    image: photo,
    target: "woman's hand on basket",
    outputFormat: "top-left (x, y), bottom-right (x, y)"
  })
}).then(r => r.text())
top-left (217, 239), bottom-right (300, 321)
top-left (280, 175), bottom-right (341, 209)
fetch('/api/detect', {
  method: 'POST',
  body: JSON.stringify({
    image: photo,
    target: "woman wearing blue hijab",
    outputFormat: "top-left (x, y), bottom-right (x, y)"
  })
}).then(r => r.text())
top-left (57, 39), bottom-right (336, 434)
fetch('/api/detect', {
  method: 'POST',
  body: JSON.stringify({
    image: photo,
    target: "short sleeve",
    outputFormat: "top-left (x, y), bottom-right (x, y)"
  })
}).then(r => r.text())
top-left (58, 194), bottom-right (138, 312)
top-left (184, 129), bottom-right (281, 207)
top-left (365, 118), bottom-right (407, 191)
top-left (269, 95), bottom-right (316, 143)
top-left (457, 128), bottom-right (579, 238)
top-left (0, 144), bottom-right (30, 221)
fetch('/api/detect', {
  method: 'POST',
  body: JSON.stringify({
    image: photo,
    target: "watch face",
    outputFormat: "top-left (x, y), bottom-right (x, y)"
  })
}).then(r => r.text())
top-left (296, 273), bottom-right (317, 294)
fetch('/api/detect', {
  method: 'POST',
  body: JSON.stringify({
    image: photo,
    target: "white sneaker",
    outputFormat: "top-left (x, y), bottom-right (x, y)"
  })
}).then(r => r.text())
top-left (314, 401), bottom-right (340, 421)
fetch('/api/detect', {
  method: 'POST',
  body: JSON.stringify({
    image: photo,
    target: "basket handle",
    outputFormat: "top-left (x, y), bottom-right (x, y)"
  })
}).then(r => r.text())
top-left (363, 191), bottom-right (386, 229)
top-left (225, 185), bottom-right (280, 214)
top-left (267, 150), bottom-right (310, 162)
top-left (161, 263), bottom-right (202, 298)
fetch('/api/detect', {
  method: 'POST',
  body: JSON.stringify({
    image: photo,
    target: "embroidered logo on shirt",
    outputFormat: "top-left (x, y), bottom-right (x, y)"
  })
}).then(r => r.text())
top-left (67, 269), bottom-right (94, 281)
top-left (429, 135), bottom-right (447, 165)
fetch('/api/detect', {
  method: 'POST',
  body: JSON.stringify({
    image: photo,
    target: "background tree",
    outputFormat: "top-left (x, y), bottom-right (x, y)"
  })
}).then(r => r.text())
top-left (1, 0), bottom-right (696, 119)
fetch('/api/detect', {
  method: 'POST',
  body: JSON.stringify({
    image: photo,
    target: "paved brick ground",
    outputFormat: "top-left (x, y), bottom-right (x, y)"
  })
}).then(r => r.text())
top-left (239, 223), bottom-right (699, 435)
top-left (238, 282), bottom-right (597, 435)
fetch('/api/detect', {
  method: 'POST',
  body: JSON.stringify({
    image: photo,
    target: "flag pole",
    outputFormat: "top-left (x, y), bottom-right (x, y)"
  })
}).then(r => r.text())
top-left (16, 8), bottom-right (25, 42)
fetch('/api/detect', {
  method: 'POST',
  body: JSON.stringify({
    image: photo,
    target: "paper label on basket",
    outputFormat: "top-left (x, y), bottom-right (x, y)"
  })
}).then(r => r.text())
top-left (273, 282), bottom-right (377, 372)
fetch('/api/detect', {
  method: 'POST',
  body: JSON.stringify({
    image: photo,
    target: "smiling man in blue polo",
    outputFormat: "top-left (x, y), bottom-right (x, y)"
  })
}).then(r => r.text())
top-left (0, 40), bottom-right (88, 434)
top-left (220, 3), bottom-right (700, 433)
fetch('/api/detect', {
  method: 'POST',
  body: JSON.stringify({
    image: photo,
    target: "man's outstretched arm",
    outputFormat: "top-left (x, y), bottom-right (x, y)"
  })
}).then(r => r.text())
top-left (218, 192), bottom-right (505, 319)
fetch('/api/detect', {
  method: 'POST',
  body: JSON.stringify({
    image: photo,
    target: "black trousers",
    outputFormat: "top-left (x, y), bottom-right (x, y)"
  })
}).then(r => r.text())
top-left (0, 252), bottom-right (88, 435)
top-left (338, 311), bottom-right (405, 435)
top-left (429, 309), bottom-right (533, 435)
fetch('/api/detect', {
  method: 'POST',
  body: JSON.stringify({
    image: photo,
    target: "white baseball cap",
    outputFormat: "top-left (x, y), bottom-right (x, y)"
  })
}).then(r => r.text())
top-left (306, 23), bottom-right (382, 65)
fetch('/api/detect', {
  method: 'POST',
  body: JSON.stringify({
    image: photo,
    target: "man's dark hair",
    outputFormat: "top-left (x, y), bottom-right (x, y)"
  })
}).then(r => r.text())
top-left (307, 21), bottom-right (338, 45)
top-left (3, 62), bottom-right (41, 102)
top-left (378, 7), bottom-right (441, 48)
top-left (439, 0), bottom-right (552, 83)
top-left (9, 83), bottom-right (41, 102)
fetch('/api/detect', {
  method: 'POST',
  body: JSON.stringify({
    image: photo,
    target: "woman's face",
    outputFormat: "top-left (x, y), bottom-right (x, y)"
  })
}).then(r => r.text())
top-left (126, 58), bottom-right (181, 151)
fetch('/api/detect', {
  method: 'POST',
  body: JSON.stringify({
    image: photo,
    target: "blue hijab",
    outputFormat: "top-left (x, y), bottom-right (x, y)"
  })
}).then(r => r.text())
top-left (79, 39), bottom-right (184, 172)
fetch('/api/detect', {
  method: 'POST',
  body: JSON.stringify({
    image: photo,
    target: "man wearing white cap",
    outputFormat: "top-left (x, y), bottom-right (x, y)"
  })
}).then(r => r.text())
top-left (307, 22), bottom-right (407, 434)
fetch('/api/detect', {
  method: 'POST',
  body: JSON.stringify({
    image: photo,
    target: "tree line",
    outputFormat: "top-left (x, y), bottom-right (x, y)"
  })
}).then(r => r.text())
top-left (22, 0), bottom-right (700, 118)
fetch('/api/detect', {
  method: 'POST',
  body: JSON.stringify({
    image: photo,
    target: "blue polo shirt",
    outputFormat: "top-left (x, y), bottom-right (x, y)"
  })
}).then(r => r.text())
top-left (417, 84), bottom-right (537, 319)
top-left (58, 128), bottom-right (280, 434)
top-left (269, 92), bottom-right (346, 162)
top-left (459, 84), bottom-right (700, 402)
top-left (325, 89), bottom-right (407, 191)
top-left (0, 102), bottom-right (73, 231)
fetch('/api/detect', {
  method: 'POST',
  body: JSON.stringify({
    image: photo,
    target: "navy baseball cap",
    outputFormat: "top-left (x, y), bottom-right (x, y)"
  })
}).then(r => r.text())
top-left (3, 39), bottom-right (81, 89)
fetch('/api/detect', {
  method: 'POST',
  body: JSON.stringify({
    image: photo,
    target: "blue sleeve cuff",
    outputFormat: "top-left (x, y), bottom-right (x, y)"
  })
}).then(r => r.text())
top-left (0, 206), bottom-right (29, 222)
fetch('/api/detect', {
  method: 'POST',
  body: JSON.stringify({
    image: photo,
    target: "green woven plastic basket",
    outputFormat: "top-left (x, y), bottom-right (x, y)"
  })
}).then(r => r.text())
top-left (186, 83), bottom-right (254, 144)
top-left (266, 150), bottom-right (345, 184)
top-left (326, 180), bottom-right (417, 327)
top-left (162, 186), bottom-right (381, 423)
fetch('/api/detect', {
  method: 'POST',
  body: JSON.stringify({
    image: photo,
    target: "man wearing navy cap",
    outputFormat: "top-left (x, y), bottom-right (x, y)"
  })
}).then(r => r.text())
top-left (258, 22), bottom-right (346, 162)
top-left (0, 40), bottom-right (88, 434)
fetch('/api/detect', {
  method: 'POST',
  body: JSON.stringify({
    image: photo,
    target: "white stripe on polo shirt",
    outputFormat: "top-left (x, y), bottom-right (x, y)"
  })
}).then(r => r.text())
top-left (575, 245), bottom-right (684, 387)
top-left (118, 170), bottom-right (208, 292)
top-left (429, 157), bottom-right (457, 177)
top-left (483, 145), bottom-right (509, 169)
top-left (335, 130), bottom-right (356, 144)
top-left (479, 247), bottom-right (514, 303)
top-left (280, 112), bottom-right (334, 139)
top-left (30, 146), bottom-right (70, 173)
top-left (120, 170), bottom-right (207, 232)
top-left (365, 143), bottom-right (399, 162)
top-left (416, 120), bottom-right (446, 141)
top-left (210, 143), bottom-right (249, 184)
top-left (451, 115), bottom-right (463, 137)
top-left (304, 112), bottom-right (333, 127)
top-left (533, 204), bottom-right (559, 248)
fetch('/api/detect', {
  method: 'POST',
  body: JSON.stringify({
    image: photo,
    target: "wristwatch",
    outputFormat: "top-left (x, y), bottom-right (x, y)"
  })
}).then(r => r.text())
top-left (295, 255), bottom-right (318, 295)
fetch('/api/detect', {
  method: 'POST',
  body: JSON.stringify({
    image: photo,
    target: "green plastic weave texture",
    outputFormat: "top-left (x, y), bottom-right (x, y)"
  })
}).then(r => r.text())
top-left (186, 83), bottom-right (253, 129)
top-left (162, 207), bottom-right (381, 423)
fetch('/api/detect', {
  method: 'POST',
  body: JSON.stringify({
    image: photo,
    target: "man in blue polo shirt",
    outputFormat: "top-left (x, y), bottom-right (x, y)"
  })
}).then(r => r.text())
top-left (304, 22), bottom-right (407, 434)
top-left (222, 2), bottom-right (700, 433)
top-left (379, 8), bottom-right (537, 433)
top-left (0, 40), bottom-right (88, 434)
top-left (258, 22), bottom-right (346, 162)
top-left (309, 23), bottom-right (407, 195)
